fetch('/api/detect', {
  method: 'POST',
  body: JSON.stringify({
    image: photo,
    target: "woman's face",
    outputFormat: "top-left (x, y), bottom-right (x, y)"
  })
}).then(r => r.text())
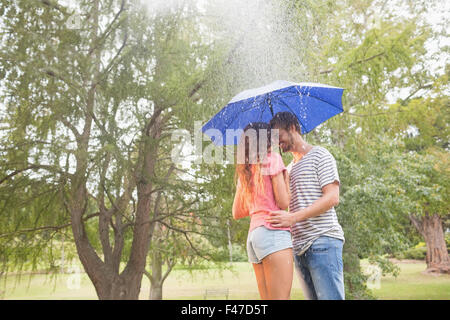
top-left (238, 128), bottom-right (271, 164)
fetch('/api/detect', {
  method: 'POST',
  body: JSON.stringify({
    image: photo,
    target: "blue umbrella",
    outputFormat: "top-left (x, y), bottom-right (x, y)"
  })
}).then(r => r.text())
top-left (202, 80), bottom-right (344, 145)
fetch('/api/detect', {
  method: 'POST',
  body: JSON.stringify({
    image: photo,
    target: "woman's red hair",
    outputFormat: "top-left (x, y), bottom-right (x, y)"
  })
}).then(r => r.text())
top-left (235, 122), bottom-right (272, 209)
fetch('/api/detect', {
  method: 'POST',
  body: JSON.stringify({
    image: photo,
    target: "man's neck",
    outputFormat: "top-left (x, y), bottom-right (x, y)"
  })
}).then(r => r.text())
top-left (291, 141), bottom-right (313, 162)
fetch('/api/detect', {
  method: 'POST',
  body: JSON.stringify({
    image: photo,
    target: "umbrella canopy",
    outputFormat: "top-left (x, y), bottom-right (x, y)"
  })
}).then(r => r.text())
top-left (202, 80), bottom-right (344, 145)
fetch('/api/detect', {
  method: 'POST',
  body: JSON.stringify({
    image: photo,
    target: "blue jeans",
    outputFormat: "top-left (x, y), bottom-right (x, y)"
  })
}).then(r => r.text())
top-left (294, 236), bottom-right (345, 300)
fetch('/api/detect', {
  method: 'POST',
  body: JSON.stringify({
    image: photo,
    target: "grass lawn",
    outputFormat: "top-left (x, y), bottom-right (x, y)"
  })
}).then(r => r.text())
top-left (1, 260), bottom-right (449, 300)
top-left (360, 260), bottom-right (450, 300)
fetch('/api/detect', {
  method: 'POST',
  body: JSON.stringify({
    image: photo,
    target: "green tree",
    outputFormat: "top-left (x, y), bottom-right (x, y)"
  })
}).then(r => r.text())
top-left (396, 150), bottom-right (450, 273)
top-left (0, 0), bottom-right (228, 299)
top-left (286, 0), bottom-right (447, 297)
top-left (385, 75), bottom-right (450, 273)
top-left (142, 154), bottom-right (230, 299)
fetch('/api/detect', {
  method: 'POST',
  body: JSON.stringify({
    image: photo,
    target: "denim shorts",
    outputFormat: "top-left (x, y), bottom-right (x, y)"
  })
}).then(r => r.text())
top-left (247, 226), bottom-right (293, 264)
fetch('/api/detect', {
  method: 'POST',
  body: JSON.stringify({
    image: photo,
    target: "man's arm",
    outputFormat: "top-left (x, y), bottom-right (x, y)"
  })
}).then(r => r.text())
top-left (266, 181), bottom-right (339, 228)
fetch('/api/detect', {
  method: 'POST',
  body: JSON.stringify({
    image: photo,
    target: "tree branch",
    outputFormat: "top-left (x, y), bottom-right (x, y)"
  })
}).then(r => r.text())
top-left (39, 0), bottom-right (70, 16)
top-left (158, 221), bottom-right (211, 260)
top-left (320, 52), bottom-right (385, 74)
top-left (88, 0), bottom-right (127, 56)
top-left (187, 31), bottom-right (246, 100)
top-left (94, 32), bottom-right (129, 87)
top-left (401, 83), bottom-right (433, 105)
top-left (0, 212), bottom-right (99, 238)
top-left (143, 269), bottom-right (153, 283)
top-left (161, 258), bottom-right (175, 282)
top-left (59, 116), bottom-right (81, 140)
top-left (45, 69), bottom-right (84, 98)
top-left (0, 165), bottom-right (71, 185)
top-left (409, 214), bottom-right (424, 237)
top-left (345, 109), bottom-right (405, 118)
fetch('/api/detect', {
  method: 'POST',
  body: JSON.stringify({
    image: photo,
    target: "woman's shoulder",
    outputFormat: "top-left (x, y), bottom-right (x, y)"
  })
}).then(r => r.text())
top-left (267, 151), bottom-right (283, 160)
top-left (263, 151), bottom-right (283, 165)
top-left (262, 152), bottom-right (285, 176)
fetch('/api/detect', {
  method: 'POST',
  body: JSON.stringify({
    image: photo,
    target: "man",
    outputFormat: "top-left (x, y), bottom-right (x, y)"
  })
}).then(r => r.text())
top-left (266, 111), bottom-right (345, 300)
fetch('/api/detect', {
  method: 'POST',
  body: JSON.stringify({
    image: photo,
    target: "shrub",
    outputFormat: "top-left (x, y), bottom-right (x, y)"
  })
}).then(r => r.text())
top-left (403, 247), bottom-right (427, 260)
top-left (393, 236), bottom-right (450, 260)
top-left (230, 244), bottom-right (248, 262)
top-left (414, 242), bottom-right (426, 249)
top-left (211, 244), bottom-right (248, 262)
top-left (393, 246), bottom-right (427, 260)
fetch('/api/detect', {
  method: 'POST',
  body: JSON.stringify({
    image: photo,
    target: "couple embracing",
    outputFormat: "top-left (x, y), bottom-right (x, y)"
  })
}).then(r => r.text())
top-left (232, 111), bottom-right (345, 300)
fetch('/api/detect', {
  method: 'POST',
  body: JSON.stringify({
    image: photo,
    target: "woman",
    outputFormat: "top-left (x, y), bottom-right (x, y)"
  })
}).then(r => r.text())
top-left (232, 122), bottom-right (293, 300)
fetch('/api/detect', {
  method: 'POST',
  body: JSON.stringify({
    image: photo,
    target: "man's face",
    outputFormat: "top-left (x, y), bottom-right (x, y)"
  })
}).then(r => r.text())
top-left (276, 127), bottom-right (295, 152)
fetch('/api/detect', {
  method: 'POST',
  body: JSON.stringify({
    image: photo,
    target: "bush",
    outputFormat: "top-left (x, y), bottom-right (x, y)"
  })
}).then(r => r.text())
top-left (394, 247), bottom-right (427, 260)
top-left (394, 236), bottom-right (450, 260)
top-left (414, 242), bottom-right (426, 249)
top-left (230, 244), bottom-right (248, 262)
top-left (211, 244), bottom-right (248, 263)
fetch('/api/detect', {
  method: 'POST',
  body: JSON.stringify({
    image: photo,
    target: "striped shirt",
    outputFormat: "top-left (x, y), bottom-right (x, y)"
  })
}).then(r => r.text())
top-left (287, 146), bottom-right (345, 255)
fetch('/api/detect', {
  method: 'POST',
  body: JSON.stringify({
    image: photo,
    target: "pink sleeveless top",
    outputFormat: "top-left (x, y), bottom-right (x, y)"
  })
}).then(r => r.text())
top-left (245, 152), bottom-right (290, 232)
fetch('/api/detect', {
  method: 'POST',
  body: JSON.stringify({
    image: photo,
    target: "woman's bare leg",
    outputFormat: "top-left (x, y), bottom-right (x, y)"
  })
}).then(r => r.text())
top-left (252, 263), bottom-right (269, 300)
top-left (261, 248), bottom-right (293, 300)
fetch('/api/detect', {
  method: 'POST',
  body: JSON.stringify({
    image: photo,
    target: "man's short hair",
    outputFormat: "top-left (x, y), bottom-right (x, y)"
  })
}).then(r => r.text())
top-left (269, 112), bottom-right (302, 134)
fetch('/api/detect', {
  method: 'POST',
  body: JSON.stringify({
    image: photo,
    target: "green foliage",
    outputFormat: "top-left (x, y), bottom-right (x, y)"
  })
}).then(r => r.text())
top-left (414, 242), bottom-right (426, 249)
top-left (1, 0), bottom-right (448, 300)
top-left (393, 247), bottom-right (427, 260)
top-left (210, 244), bottom-right (248, 263)
top-left (294, 0), bottom-right (449, 298)
top-left (0, 0), bottom-right (232, 292)
top-left (392, 149), bottom-right (450, 220)
top-left (393, 235), bottom-right (450, 260)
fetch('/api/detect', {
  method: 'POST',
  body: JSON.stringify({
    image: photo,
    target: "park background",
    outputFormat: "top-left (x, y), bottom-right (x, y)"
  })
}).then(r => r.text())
top-left (0, 0), bottom-right (449, 300)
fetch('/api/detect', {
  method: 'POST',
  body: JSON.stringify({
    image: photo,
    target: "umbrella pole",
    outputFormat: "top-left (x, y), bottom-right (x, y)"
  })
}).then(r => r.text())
top-left (268, 98), bottom-right (282, 155)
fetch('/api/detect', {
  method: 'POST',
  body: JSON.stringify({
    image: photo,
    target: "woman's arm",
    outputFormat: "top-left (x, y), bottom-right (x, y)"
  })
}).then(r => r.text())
top-left (232, 181), bottom-right (249, 219)
top-left (283, 170), bottom-right (291, 199)
top-left (271, 170), bottom-right (290, 210)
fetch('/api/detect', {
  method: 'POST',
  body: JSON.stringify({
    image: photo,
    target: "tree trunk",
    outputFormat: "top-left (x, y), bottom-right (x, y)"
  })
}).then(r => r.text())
top-left (146, 245), bottom-right (175, 300)
top-left (410, 213), bottom-right (450, 274)
top-left (68, 0), bottom-right (155, 299)
top-left (227, 219), bottom-right (233, 263)
top-left (60, 233), bottom-right (65, 274)
top-left (149, 250), bottom-right (163, 300)
top-left (150, 282), bottom-right (163, 300)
